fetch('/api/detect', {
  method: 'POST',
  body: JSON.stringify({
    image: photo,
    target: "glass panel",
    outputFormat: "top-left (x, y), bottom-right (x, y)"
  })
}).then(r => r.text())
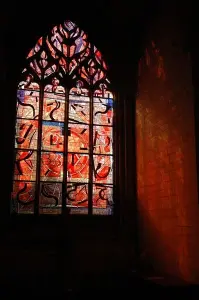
top-left (69, 94), bottom-right (90, 124)
top-left (68, 123), bottom-right (89, 153)
top-left (93, 97), bottom-right (113, 125)
top-left (17, 89), bottom-right (39, 119)
top-left (42, 121), bottom-right (64, 152)
top-left (93, 184), bottom-right (113, 215)
top-left (40, 152), bottom-right (63, 182)
top-left (93, 125), bottom-right (113, 154)
top-left (14, 150), bottom-right (37, 181)
top-left (43, 92), bottom-right (65, 121)
top-left (39, 182), bottom-right (62, 214)
top-left (11, 181), bottom-right (35, 214)
top-left (15, 119), bottom-right (38, 150)
top-left (66, 182), bottom-right (88, 214)
top-left (14, 20), bottom-right (115, 216)
top-left (67, 153), bottom-right (89, 182)
top-left (93, 155), bottom-right (113, 183)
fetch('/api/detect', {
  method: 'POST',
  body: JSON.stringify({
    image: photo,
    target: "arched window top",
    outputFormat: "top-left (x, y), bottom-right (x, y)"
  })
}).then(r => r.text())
top-left (12, 20), bottom-right (115, 216)
top-left (19, 20), bottom-right (110, 90)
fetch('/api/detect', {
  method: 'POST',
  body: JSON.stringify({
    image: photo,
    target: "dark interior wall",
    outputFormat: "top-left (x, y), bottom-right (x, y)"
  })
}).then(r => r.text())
top-left (136, 4), bottom-right (199, 283)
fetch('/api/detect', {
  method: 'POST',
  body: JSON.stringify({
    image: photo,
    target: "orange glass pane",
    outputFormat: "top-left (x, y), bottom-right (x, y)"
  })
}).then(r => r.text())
top-left (93, 97), bottom-right (113, 125)
top-left (92, 183), bottom-right (113, 215)
top-left (93, 125), bottom-right (113, 154)
top-left (43, 92), bottom-right (65, 122)
top-left (68, 124), bottom-right (89, 153)
top-left (42, 121), bottom-right (64, 152)
top-left (69, 94), bottom-right (90, 124)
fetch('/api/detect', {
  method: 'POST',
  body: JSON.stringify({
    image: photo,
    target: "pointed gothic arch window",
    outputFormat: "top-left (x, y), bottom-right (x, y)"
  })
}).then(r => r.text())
top-left (11, 20), bottom-right (115, 216)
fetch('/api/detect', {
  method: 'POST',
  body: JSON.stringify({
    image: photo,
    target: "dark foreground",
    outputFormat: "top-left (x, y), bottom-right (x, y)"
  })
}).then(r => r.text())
top-left (1, 271), bottom-right (198, 299)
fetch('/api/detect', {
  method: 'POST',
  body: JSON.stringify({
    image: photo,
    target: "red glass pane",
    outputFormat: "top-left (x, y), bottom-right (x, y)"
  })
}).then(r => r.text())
top-left (40, 152), bottom-right (63, 182)
top-left (67, 153), bottom-right (89, 182)
top-left (14, 150), bottom-right (37, 181)
top-left (93, 155), bottom-right (113, 183)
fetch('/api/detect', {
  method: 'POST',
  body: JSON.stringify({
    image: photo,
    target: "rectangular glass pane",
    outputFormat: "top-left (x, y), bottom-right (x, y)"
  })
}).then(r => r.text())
top-left (67, 153), bottom-right (89, 182)
top-left (17, 89), bottom-right (39, 119)
top-left (66, 182), bottom-right (88, 214)
top-left (42, 121), bottom-right (64, 152)
top-left (93, 155), bottom-right (113, 183)
top-left (93, 97), bottom-right (113, 125)
top-left (43, 92), bottom-right (65, 121)
top-left (68, 123), bottom-right (89, 153)
top-left (11, 181), bottom-right (35, 214)
top-left (40, 152), bottom-right (63, 182)
top-left (93, 183), bottom-right (113, 215)
top-left (69, 94), bottom-right (90, 124)
top-left (15, 119), bottom-right (38, 150)
top-left (39, 182), bottom-right (62, 214)
top-left (14, 150), bottom-right (37, 181)
top-left (93, 125), bottom-right (113, 154)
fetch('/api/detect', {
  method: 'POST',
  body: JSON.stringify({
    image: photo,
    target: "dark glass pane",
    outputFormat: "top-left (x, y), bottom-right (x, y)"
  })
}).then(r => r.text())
top-left (66, 182), bottom-right (88, 214)
top-left (39, 182), bottom-right (62, 214)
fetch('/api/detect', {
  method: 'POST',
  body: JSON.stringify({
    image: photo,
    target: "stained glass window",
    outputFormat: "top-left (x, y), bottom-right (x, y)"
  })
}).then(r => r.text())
top-left (12, 20), bottom-right (115, 216)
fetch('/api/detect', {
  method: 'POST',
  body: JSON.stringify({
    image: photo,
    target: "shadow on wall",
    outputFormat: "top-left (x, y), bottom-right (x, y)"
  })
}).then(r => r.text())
top-left (136, 41), bottom-right (199, 284)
